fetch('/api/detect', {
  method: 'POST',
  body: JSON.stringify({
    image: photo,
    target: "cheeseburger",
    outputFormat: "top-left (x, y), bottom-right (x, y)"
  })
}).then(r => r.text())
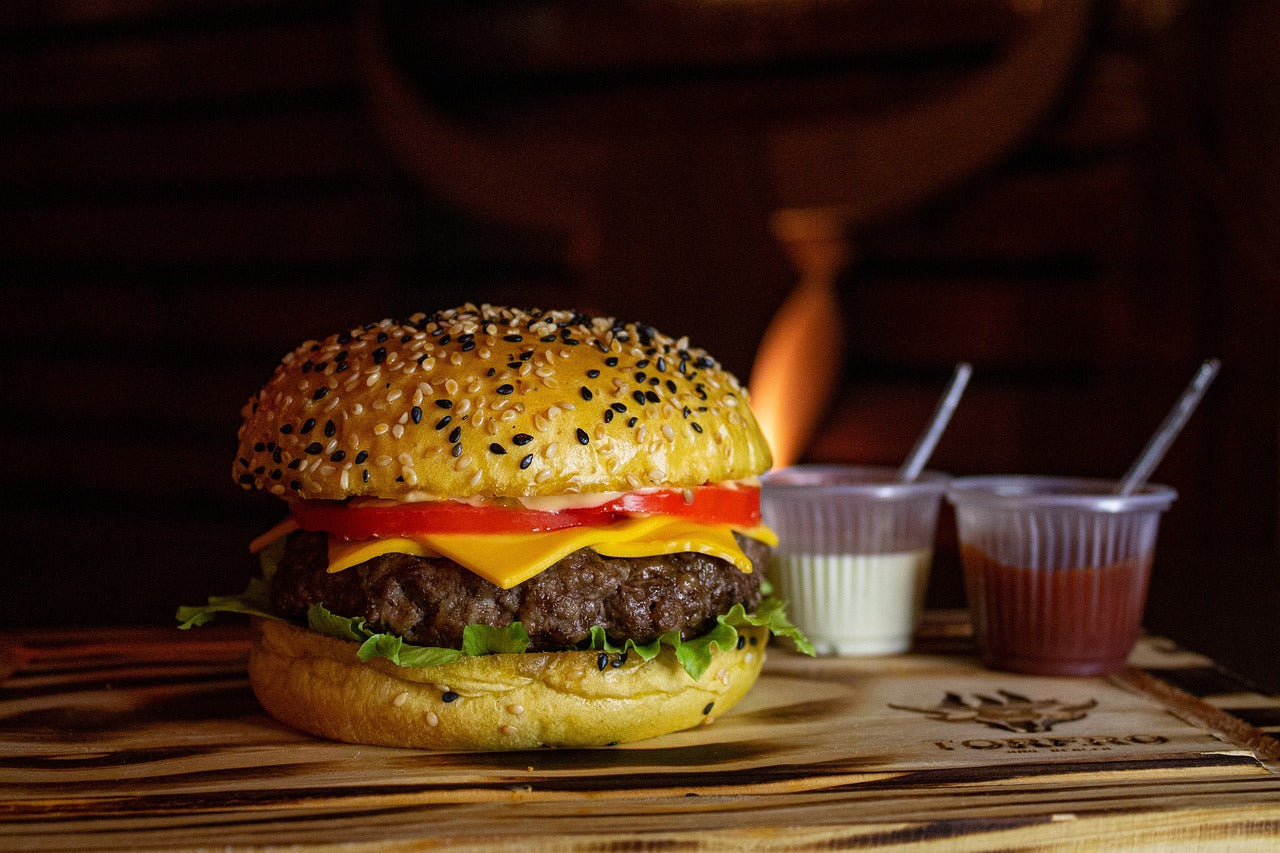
top-left (180, 304), bottom-right (810, 750)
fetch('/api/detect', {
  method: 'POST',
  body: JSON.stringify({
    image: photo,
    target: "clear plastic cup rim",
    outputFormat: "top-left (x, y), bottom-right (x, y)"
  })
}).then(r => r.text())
top-left (761, 464), bottom-right (950, 500)
top-left (947, 475), bottom-right (1177, 513)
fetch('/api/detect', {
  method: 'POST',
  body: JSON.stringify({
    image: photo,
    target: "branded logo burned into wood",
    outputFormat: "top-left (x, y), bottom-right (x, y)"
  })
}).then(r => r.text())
top-left (890, 689), bottom-right (1098, 733)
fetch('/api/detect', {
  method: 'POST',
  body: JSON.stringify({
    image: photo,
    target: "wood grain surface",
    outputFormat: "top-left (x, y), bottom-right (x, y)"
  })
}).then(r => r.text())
top-left (1, 616), bottom-right (1277, 851)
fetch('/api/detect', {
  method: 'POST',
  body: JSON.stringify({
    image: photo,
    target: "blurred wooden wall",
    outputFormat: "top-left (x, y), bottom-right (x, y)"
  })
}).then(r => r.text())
top-left (1, 1), bottom-right (1275, 687)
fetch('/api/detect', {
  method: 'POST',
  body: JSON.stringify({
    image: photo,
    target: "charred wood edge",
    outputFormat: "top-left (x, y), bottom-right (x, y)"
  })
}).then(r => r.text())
top-left (1113, 666), bottom-right (1280, 769)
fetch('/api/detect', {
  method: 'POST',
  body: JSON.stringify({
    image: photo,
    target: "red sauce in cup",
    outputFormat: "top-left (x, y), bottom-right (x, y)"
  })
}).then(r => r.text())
top-left (961, 545), bottom-right (1153, 676)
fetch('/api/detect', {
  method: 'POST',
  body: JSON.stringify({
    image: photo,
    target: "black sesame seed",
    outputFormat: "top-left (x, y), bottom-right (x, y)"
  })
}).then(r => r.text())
top-left (666, 380), bottom-right (678, 393)
top-left (312, 387), bottom-right (329, 401)
top-left (376, 332), bottom-right (388, 343)
top-left (270, 469), bottom-right (282, 480)
top-left (410, 406), bottom-right (423, 424)
top-left (507, 361), bottom-right (522, 369)
top-left (580, 386), bottom-right (593, 401)
top-left (611, 403), bottom-right (627, 413)
top-left (438, 334), bottom-right (451, 345)
top-left (496, 384), bottom-right (514, 395)
top-left (597, 653), bottom-right (609, 671)
top-left (627, 417), bottom-right (638, 427)
top-left (442, 690), bottom-right (459, 703)
top-left (576, 428), bottom-right (589, 445)
top-left (290, 480), bottom-right (302, 491)
top-left (636, 359), bottom-right (649, 368)
top-left (335, 362), bottom-right (348, 373)
top-left (540, 334), bottom-right (557, 342)
top-left (487, 367), bottom-right (497, 376)
top-left (305, 442), bottom-right (323, 454)
top-left (301, 418), bottom-right (316, 434)
top-left (503, 334), bottom-right (523, 342)
top-left (657, 357), bottom-right (667, 372)
top-left (634, 371), bottom-right (647, 382)
top-left (632, 390), bottom-right (647, 406)
top-left (354, 450), bottom-right (369, 464)
top-left (362, 469), bottom-right (370, 483)
top-left (253, 465), bottom-right (266, 475)
top-left (253, 441), bottom-right (266, 452)
top-left (434, 415), bottom-right (451, 430)
top-left (451, 443), bottom-right (463, 458)
top-left (605, 357), bottom-right (619, 367)
top-left (691, 422), bottom-right (703, 433)
top-left (512, 433), bottom-right (533, 446)
top-left (371, 347), bottom-right (387, 365)
top-left (649, 377), bottom-right (660, 386)
top-left (457, 333), bottom-right (474, 343)
top-left (604, 409), bottom-right (614, 423)
top-left (400, 333), bottom-right (413, 343)
top-left (461, 341), bottom-right (476, 352)
top-left (563, 338), bottom-right (579, 346)
top-left (520, 350), bottom-right (534, 361)
top-left (279, 423), bottom-right (294, 434)
top-left (703, 702), bottom-right (714, 715)
top-left (736, 634), bottom-right (746, 650)
top-left (288, 459), bottom-right (303, 470)
top-left (586, 369), bottom-right (600, 378)
top-left (238, 473), bottom-right (254, 484)
top-left (301, 362), bottom-right (312, 374)
top-left (749, 636), bottom-right (759, 646)
top-left (435, 399), bottom-right (452, 409)
top-left (449, 426), bottom-right (462, 443)
top-left (645, 390), bottom-right (660, 403)
top-left (520, 453), bottom-right (533, 469)
top-left (324, 419), bottom-right (336, 437)
top-left (489, 443), bottom-right (506, 455)
top-left (272, 448), bottom-right (283, 463)
top-left (330, 450), bottom-right (346, 462)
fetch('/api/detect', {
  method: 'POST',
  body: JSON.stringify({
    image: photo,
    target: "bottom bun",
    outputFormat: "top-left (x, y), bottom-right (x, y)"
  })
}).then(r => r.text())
top-left (247, 618), bottom-right (769, 750)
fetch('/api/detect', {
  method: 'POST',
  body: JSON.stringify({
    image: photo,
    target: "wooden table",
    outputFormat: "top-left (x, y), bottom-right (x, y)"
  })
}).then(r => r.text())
top-left (2, 614), bottom-right (1277, 851)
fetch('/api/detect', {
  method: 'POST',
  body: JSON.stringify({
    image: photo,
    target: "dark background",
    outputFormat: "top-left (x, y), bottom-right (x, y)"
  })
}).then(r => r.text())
top-left (3, 0), bottom-right (1276, 689)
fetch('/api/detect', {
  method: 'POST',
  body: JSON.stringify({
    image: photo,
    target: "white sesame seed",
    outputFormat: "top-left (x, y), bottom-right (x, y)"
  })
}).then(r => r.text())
top-left (393, 691), bottom-right (409, 707)
top-left (518, 362), bottom-right (531, 375)
top-left (559, 402), bottom-right (575, 411)
top-left (352, 403), bottom-right (364, 415)
top-left (636, 425), bottom-right (647, 441)
top-left (506, 704), bottom-right (524, 715)
top-left (544, 442), bottom-right (559, 459)
top-left (535, 469), bottom-right (553, 483)
top-left (449, 352), bottom-right (463, 366)
top-left (339, 469), bottom-right (350, 490)
top-left (397, 412), bottom-right (409, 425)
top-left (445, 378), bottom-right (459, 395)
top-left (500, 725), bottom-right (517, 736)
top-left (373, 423), bottom-right (389, 435)
top-left (662, 424), bottom-right (675, 440)
top-left (376, 455), bottom-right (393, 467)
top-left (542, 377), bottom-right (559, 389)
top-left (469, 470), bottom-right (482, 487)
top-left (365, 372), bottom-right (380, 387)
top-left (647, 468), bottom-right (664, 482)
top-left (478, 348), bottom-right (490, 359)
top-left (392, 424), bottom-right (405, 439)
top-left (412, 389), bottom-right (424, 406)
top-left (467, 380), bottom-right (482, 394)
top-left (427, 712), bottom-right (439, 726)
top-left (269, 483), bottom-right (286, 495)
top-left (535, 367), bottom-right (553, 378)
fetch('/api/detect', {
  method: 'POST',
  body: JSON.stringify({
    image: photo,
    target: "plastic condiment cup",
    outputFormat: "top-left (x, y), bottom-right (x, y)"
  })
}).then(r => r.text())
top-left (947, 476), bottom-right (1177, 676)
top-left (761, 465), bottom-right (949, 655)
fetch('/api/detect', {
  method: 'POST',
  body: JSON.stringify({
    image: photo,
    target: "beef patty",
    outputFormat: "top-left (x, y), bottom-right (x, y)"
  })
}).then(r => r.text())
top-left (270, 530), bottom-right (768, 651)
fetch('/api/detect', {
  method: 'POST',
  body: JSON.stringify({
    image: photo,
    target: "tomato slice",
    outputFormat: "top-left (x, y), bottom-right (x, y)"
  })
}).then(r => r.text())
top-left (291, 486), bottom-right (760, 540)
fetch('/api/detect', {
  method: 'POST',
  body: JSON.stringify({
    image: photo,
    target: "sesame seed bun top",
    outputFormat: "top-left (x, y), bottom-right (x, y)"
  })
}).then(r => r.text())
top-left (233, 304), bottom-right (773, 501)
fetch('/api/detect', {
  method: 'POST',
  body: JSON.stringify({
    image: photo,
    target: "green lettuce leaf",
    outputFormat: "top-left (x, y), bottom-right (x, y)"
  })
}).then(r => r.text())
top-left (580, 598), bottom-right (815, 680)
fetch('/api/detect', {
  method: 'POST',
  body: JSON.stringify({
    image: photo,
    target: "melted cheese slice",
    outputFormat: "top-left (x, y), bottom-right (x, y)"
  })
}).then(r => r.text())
top-left (325, 518), bottom-right (778, 590)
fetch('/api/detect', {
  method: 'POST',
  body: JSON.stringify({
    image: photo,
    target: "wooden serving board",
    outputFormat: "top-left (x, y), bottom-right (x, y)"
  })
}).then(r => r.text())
top-left (1, 614), bottom-right (1277, 851)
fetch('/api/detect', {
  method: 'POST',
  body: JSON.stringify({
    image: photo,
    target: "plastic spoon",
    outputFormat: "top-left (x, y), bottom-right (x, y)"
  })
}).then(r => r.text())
top-left (897, 362), bottom-right (973, 483)
top-left (1115, 358), bottom-right (1220, 496)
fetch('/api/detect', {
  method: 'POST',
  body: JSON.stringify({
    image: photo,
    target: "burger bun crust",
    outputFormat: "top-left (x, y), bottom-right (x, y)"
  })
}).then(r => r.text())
top-left (248, 617), bottom-right (769, 750)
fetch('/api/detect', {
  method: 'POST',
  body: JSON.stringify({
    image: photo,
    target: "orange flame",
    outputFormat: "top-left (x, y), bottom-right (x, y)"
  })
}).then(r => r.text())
top-left (749, 210), bottom-right (849, 468)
